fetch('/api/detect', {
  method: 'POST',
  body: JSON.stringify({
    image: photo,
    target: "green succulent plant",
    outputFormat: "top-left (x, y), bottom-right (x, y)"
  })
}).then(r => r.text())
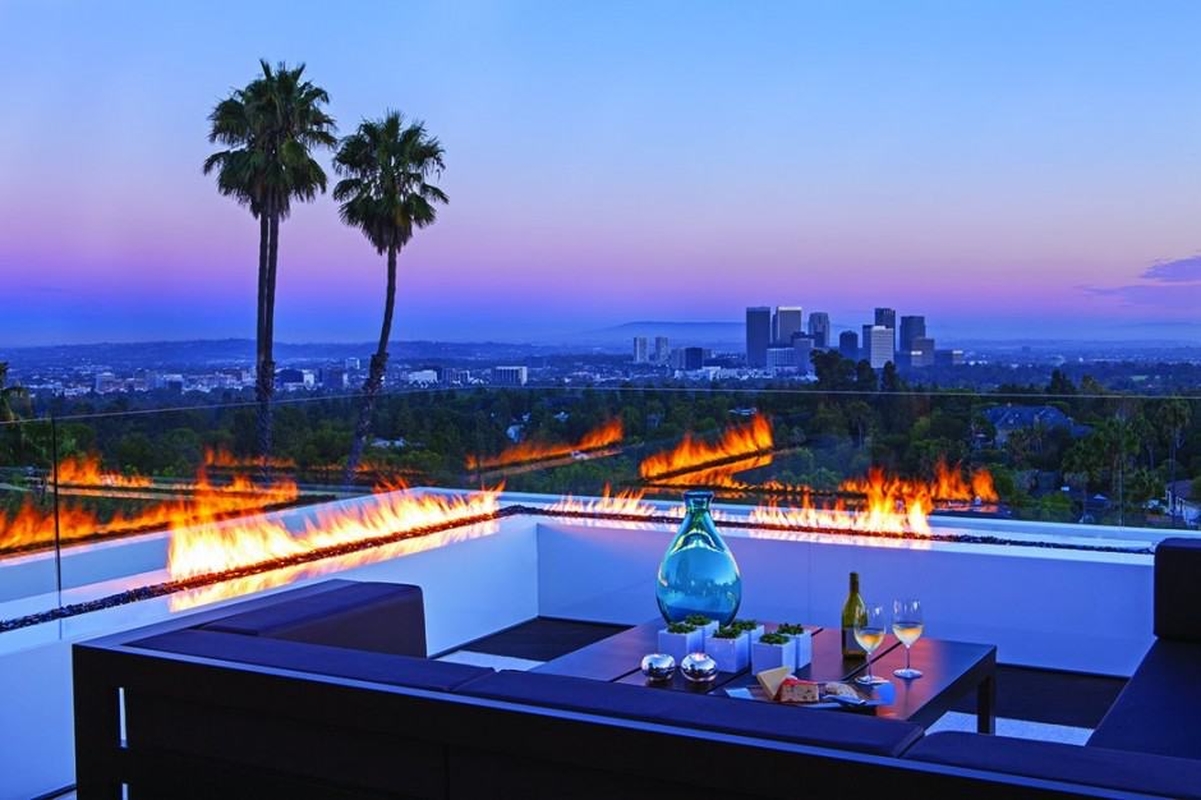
top-left (712, 626), bottom-right (744, 639)
top-left (666, 621), bottom-right (698, 634)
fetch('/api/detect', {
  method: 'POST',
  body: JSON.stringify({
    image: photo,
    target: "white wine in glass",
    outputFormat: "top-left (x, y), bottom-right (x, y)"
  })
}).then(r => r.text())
top-left (853, 603), bottom-right (889, 685)
top-left (892, 598), bottom-right (924, 679)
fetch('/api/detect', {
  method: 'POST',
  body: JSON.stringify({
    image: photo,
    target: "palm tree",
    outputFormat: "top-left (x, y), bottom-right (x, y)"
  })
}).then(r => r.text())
top-left (203, 60), bottom-right (336, 466)
top-left (333, 111), bottom-right (448, 485)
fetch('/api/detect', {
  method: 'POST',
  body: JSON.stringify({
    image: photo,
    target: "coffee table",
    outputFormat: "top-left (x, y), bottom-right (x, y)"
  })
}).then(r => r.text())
top-left (534, 619), bottom-right (997, 733)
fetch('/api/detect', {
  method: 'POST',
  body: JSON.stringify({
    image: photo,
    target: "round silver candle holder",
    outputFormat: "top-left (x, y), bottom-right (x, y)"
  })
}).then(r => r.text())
top-left (640, 652), bottom-right (676, 682)
top-left (680, 651), bottom-right (719, 683)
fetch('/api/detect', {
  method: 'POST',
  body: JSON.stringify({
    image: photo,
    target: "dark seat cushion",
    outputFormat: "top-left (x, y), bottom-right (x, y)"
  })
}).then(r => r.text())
top-left (906, 731), bottom-right (1201, 800)
top-left (201, 580), bottom-right (426, 657)
top-left (129, 628), bottom-right (488, 692)
top-left (453, 669), bottom-right (924, 757)
top-left (1087, 638), bottom-right (1201, 758)
top-left (1154, 537), bottom-right (1201, 641)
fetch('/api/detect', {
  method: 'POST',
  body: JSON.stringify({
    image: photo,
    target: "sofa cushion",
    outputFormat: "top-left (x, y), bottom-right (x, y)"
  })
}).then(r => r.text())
top-left (1154, 537), bottom-right (1201, 641)
top-left (129, 628), bottom-right (488, 692)
top-left (453, 669), bottom-right (924, 757)
top-left (906, 731), bottom-right (1201, 800)
top-left (200, 580), bottom-right (427, 657)
top-left (1087, 638), bottom-right (1201, 759)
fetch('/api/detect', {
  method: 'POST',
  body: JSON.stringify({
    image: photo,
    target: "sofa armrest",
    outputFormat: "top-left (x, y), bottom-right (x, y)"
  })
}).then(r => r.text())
top-left (1154, 537), bottom-right (1201, 641)
top-left (128, 628), bottom-right (488, 691)
top-left (201, 579), bottom-right (427, 656)
top-left (1087, 638), bottom-right (1201, 759)
top-left (905, 731), bottom-right (1201, 800)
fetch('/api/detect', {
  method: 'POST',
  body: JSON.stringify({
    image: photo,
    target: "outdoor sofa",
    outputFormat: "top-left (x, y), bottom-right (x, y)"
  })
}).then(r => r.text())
top-left (72, 540), bottom-right (1201, 798)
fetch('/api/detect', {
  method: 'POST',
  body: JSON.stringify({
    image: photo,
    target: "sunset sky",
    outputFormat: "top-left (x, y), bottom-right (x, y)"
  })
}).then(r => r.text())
top-left (2, 1), bottom-right (1200, 346)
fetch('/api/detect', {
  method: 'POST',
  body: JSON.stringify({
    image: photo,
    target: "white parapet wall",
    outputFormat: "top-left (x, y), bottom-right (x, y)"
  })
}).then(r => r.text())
top-left (0, 488), bottom-right (1173, 799)
top-left (535, 511), bottom-right (1155, 676)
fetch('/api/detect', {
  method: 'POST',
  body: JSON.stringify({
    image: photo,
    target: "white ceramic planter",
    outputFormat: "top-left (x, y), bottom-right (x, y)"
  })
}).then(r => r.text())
top-left (751, 637), bottom-right (797, 674)
top-left (657, 628), bottom-right (704, 663)
top-left (704, 631), bottom-right (750, 673)
top-left (792, 630), bottom-right (813, 669)
top-left (776, 627), bottom-right (813, 669)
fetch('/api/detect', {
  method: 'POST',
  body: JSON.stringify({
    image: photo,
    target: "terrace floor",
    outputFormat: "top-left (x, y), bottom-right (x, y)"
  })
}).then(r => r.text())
top-left (436, 616), bottom-right (1127, 746)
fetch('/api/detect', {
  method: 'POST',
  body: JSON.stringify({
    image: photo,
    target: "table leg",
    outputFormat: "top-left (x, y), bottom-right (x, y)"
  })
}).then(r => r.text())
top-left (977, 673), bottom-right (996, 734)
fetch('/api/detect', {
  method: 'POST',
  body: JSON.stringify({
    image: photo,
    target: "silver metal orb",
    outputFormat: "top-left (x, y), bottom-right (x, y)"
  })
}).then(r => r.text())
top-left (640, 652), bottom-right (676, 682)
top-left (679, 651), bottom-right (719, 683)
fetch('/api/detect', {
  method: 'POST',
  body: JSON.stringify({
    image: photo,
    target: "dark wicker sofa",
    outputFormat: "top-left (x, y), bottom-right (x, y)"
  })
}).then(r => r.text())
top-left (72, 544), bottom-right (1201, 799)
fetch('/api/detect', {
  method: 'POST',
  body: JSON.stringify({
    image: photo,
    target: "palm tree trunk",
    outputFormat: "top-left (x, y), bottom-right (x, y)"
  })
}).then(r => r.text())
top-left (256, 201), bottom-right (280, 475)
top-left (344, 244), bottom-right (398, 487)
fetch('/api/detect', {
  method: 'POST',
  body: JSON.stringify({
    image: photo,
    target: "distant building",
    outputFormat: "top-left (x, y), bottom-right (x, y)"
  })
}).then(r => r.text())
top-left (935, 349), bottom-right (964, 367)
top-left (773, 306), bottom-right (803, 345)
top-left (321, 366), bottom-right (347, 390)
top-left (682, 346), bottom-right (705, 370)
top-left (874, 307), bottom-right (897, 353)
top-left (866, 325), bottom-right (894, 369)
top-left (746, 306), bottom-right (772, 367)
top-left (839, 330), bottom-right (859, 360)
top-left (982, 404), bottom-right (1090, 446)
top-left (899, 316), bottom-right (926, 352)
top-left (911, 336), bottom-right (935, 368)
top-left (344, 357), bottom-right (361, 371)
top-left (653, 336), bottom-right (670, 364)
top-left (633, 336), bottom-right (649, 363)
top-left (405, 369), bottom-right (439, 384)
top-left (792, 335), bottom-right (814, 373)
top-left (443, 367), bottom-right (472, 385)
top-left (766, 346), bottom-right (798, 370)
top-left (493, 366), bottom-right (528, 386)
top-left (807, 312), bottom-right (830, 349)
top-left (94, 372), bottom-right (119, 393)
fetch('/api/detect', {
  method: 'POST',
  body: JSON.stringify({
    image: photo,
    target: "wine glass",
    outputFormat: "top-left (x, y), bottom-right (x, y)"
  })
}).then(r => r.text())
top-left (892, 598), bottom-right (924, 679)
top-left (853, 603), bottom-right (889, 685)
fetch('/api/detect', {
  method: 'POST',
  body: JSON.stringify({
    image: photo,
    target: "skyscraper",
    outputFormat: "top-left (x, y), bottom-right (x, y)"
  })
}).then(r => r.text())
top-left (653, 336), bottom-right (670, 364)
top-left (807, 312), bottom-right (830, 349)
top-left (839, 330), bottom-right (859, 359)
top-left (875, 307), bottom-right (897, 353)
top-left (746, 306), bottom-right (772, 367)
top-left (866, 325), bottom-right (894, 369)
top-left (633, 336), bottom-right (648, 363)
top-left (899, 316), bottom-right (926, 352)
top-left (773, 306), bottom-right (803, 345)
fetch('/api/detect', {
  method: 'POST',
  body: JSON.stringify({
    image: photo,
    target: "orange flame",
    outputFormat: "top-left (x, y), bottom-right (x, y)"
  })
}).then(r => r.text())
top-left (640, 414), bottom-right (773, 481)
top-left (170, 518), bottom-right (502, 611)
top-left (166, 485), bottom-right (503, 583)
top-left (466, 419), bottom-right (624, 471)
top-left (0, 467), bottom-right (300, 553)
top-left (203, 447), bottom-right (296, 470)
top-left (545, 484), bottom-right (659, 517)
top-left (52, 453), bottom-right (153, 488)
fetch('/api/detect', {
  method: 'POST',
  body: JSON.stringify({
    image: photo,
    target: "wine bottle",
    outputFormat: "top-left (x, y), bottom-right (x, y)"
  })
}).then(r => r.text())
top-left (841, 571), bottom-right (867, 659)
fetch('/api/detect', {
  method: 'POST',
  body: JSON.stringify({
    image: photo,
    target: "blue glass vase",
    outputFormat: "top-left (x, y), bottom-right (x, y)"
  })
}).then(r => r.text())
top-left (656, 490), bottom-right (742, 625)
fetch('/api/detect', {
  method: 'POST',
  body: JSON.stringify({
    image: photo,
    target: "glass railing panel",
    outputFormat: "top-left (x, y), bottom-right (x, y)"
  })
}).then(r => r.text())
top-left (0, 384), bottom-right (1195, 638)
top-left (0, 415), bottom-right (60, 638)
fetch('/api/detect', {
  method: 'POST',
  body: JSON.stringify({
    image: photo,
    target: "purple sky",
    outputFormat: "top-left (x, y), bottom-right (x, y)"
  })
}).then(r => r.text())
top-left (2, 1), bottom-right (1200, 346)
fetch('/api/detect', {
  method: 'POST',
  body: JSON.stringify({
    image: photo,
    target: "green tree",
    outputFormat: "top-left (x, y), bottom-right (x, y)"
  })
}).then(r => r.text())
top-left (1157, 399), bottom-right (1192, 524)
top-left (203, 60), bottom-right (336, 464)
top-left (0, 363), bottom-right (29, 424)
top-left (333, 111), bottom-right (448, 483)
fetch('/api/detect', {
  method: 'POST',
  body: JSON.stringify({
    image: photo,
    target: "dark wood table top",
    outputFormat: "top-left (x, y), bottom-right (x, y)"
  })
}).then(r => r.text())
top-left (534, 617), bottom-right (997, 732)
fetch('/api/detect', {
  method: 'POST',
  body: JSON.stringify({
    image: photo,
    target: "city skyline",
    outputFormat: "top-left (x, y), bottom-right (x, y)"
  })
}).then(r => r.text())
top-left (3, 1), bottom-right (1201, 347)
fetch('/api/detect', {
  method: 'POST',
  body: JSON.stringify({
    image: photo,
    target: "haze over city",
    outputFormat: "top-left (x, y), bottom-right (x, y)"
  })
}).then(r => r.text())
top-left (2, 0), bottom-right (1200, 347)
